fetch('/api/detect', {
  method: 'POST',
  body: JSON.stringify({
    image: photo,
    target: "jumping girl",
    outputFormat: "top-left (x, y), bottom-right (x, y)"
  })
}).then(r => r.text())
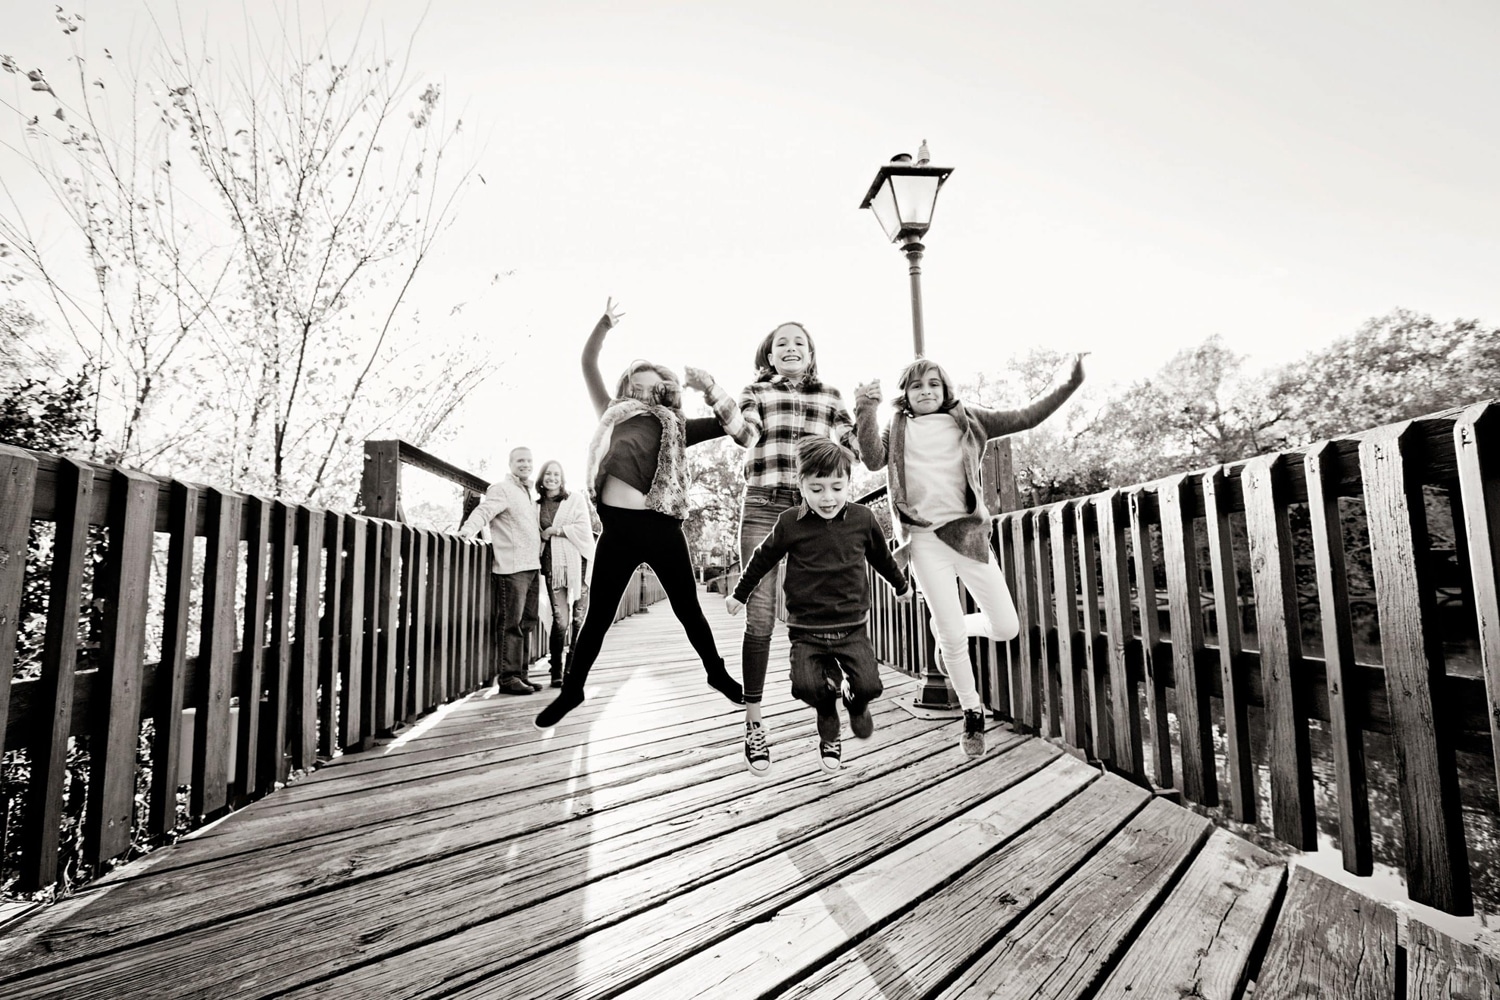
top-left (725, 321), bottom-right (861, 776)
top-left (534, 300), bottom-right (745, 729)
top-left (853, 354), bottom-right (1085, 756)
top-left (536, 460), bottom-right (594, 688)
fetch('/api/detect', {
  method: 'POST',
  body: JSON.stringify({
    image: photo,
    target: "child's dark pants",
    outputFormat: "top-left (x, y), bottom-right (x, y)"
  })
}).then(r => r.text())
top-left (788, 625), bottom-right (882, 742)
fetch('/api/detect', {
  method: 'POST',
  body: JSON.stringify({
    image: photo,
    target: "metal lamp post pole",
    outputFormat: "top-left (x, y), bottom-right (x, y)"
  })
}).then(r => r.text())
top-left (903, 237), bottom-right (926, 358)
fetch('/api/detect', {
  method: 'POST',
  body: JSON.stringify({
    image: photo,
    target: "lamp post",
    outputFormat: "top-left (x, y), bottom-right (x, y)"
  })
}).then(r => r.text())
top-left (858, 141), bottom-right (953, 359)
top-left (861, 141), bottom-right (961, 711)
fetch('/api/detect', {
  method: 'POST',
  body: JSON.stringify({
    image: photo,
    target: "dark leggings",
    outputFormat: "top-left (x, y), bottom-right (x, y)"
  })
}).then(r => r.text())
top-left (563, 504), bottom-right (724, 691)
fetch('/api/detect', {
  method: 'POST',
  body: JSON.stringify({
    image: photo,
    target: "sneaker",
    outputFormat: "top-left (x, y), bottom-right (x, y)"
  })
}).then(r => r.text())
top-left (744, 723), bottom-right (771, 777)
top-left (818, 739), bottom-right (842, 773)
top-left (842, 686), bottom-right (875, 740)
top-left (496, 676), bottom-right (536, 696)
top-left (961, 710), bottom-right (986, 757)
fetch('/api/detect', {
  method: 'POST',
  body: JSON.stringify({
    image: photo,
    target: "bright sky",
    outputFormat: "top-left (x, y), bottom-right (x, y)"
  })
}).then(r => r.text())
top-left (7, 0), bottom-right (1500, 504)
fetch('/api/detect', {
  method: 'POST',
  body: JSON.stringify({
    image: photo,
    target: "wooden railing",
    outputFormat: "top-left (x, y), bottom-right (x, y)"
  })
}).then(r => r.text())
top-left (869, 401), bottom-right (1500, 917)
top-left (1, 443), bottom-right (661, 894)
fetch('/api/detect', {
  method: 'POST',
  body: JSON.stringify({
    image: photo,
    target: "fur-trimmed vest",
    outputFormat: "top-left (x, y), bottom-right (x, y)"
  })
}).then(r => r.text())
top-left (586, 399), bottom-right (692, 519)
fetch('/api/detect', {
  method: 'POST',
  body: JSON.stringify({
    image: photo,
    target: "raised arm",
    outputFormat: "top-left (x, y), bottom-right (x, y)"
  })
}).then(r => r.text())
top-left (683, 366), bottom-right (747, 447)
top-left (852, 380), bottom-right (890, 470)
top-left (581, 298), bottom-right (626, 417)
top-left (971, 354), bottom-right (1086, 440)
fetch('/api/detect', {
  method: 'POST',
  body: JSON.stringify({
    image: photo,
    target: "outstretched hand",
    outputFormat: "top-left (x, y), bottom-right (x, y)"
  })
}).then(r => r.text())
top-left (684, 366), bottom-right (716, 393)
top-left (854, 379), bottom-right (882, 405)
top-left (603, 297), bottom-right (625, 329)
top-left (1066, 352), bottom-right (1088, 387)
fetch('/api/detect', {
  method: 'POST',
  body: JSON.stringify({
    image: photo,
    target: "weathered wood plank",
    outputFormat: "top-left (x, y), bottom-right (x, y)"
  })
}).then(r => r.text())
top-left (1129, 485), bottom-right (1172, 786)
top-left (17, 458), bottom-right (89, 889)
top-left (1032, 506), bottom-right (1061, 737)
top-left (411, 529), bottom-right (430, 714)
top-left (1074, 498), bottom-right (1111, 760)
top-left (938, 798), bottom-right (1211, 1000)
top-left (1254, 866), bottom-right (1396, 999)
top-left (231, 496), bottom-right (270, 801)
top-left (190, 487), bottom-right (239, 818)
top-left (1098, 490), bottom-right (1144, 777)
top-left (85, 469), bottom-right (158, 864)
top-left (1011, 512), bottom-right (1040, 731)
top-left (292, 508), bottom-right (322, 770)
top-left (1454, 402), bottom-right (1500, 820)
top-left (1158, 472), bottom-right (1216, 804)
top-left (379, 522), bottom-right (400, 732)
top-left (1094, 828), bottom-right (1285, 1000)
top-left (318, 511), bottom-right (345, 760)
top-left (148, 481), bottom-right (195, 834)
top-left (1242, 453), bottom-right (1317, 849)
top-left (340, 516), bottom-right (368, 751)
top-left (359, 519), bottom-right (381, 741)
top-left (615, 755), bottom-right (1109, 1000)
top-left (1306, 441), bottom-right (1373, 876)
top-left (1202, 466), bottom-right (1255, 823)
top-left (0, 447), bottom-right (38, 733)
top-left (996, 515), bottom-right (1020, 719)
top-left (1049, 501), bottom-right (1086, 748)
top-left (1406, 917), bottom-right (1500, 1000)
top-left (432, 532), bottom-right (450, 705)
top-left (261, 502), bottom-right (295, 788)
top-left (1361, 425), bottom-right (1472, 914)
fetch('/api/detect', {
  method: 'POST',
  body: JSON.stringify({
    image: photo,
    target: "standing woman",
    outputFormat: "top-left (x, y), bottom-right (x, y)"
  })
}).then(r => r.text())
top-left (536, 460), bottom-right (594, 688)
top-left (854, 354), bottom-right (1085, 757)
top-left (725, 322), bottom-right (861, 776)
top-left (534, 299), bottom-right (745, 729)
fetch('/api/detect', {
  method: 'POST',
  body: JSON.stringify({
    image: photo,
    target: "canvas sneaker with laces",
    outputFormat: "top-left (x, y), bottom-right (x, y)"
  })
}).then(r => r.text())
top-left (961, 710), bottom-right (986, 757)
top-left (744, 722), bottom-right (771, 777)
top-left (818, 739), bottom-right (842, 773)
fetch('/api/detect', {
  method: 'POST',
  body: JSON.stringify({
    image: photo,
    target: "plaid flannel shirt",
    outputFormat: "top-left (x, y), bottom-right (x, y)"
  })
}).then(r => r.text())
top-left (729, 376), bottom-right (861, 487)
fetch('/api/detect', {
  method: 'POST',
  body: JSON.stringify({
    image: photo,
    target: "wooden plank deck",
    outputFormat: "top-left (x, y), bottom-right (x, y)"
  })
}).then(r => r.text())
top-left (0, 588), bottom-right (1494, 999)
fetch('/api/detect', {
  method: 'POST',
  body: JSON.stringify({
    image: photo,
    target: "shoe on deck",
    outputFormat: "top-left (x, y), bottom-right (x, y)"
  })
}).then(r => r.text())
top-left (744, 723), bottom-right (771, 777)
top-left (497, 676), bottom-right (536, 696)
top-left (534, 688), bottom-right (585, 730)
top-left (842, 689), bottom-right (875, 740)
top-left (961, 710), bottom-right (986, 757)
top-left (818, 739), bottom-right (842, 773)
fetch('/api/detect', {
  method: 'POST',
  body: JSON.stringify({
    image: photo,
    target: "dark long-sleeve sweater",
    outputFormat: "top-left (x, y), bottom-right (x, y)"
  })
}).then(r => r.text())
top-left (732, 501), bottom-right (908, 630)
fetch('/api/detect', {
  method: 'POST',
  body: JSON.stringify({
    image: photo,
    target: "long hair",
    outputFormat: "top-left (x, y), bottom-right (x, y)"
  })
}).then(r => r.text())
top-left (752, 322), bottom-right (821, 387)
top-left (536, 459), bottom-right (569, 500)
top-left (613, 360), bottom-right (682, 409)
top-left (894, 359), bottom-right (959, 416)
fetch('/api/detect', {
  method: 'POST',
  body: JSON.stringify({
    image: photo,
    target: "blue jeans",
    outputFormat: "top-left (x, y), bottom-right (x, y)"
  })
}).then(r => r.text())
top-left (738, 485), bottom-right (801, 702)
top-left (789, 625), bottom-right (881, 742)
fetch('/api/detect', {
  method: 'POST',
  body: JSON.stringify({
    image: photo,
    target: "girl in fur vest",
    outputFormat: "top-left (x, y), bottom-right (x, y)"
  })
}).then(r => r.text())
top-left (535, 300), bottom-right (746, 729)
top-left (853, 354), bottom-right (1084, 757)
top-left (723, 322), bottom-right (862, 777)
top-left (535, 460), bottom-right (595, 688)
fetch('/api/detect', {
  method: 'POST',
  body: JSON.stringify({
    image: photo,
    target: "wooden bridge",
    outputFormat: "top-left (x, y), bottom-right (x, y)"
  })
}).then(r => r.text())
top-left (2, 403), bottom-right (1499, 998)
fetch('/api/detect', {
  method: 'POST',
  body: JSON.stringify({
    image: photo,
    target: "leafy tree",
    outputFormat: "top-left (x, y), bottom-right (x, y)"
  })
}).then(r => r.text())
top-left (681, 437), bottom-right (744, 575)
top-left (0, 6), bottom-right (487, 503)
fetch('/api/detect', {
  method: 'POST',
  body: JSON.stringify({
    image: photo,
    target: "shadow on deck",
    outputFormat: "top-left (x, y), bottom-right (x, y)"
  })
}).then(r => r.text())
top-left (0, 590), bottom-right (1496, 999)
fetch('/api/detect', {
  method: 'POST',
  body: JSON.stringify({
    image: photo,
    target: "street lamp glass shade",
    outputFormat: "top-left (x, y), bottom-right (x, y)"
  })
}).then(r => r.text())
top-left (859, 162), bottom-right (953, 243)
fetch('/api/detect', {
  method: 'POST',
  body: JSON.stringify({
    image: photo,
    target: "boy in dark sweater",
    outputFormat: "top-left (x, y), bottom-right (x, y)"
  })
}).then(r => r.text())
top-left (727, 437), bottom-right (910, 774)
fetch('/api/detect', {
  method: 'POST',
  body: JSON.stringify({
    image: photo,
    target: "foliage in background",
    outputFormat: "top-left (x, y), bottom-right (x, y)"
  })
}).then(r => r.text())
top-left (0, 5), bottom-right (489, 504)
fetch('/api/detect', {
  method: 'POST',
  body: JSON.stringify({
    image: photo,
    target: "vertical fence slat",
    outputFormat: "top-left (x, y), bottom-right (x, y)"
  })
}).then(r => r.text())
top-left (395, 525), bottom-right (414, 724)
top-left (996, 515), bottom-right (1020, 720)
top-left (1074, 498), bottom-right (1111, 761)
top-left (190, 488), bottom-right (239, 819)
top-left (148, 481), bottom-right (196, 835)
top-left (17, 457), bottom-right (86, 889)
top-left (1010, 512), bottom-right (1039, 731)
top-left (1203, 467), bottom-right (1254, 823)
top-left (293, 509), bottom-right (323, 770)
top-left (85, 469), bottom-right (158, 863)
top-left (263, 502), bottom-right (295, 787)
top-left (413, 530), bottom-right (431, 713)
top-left (0, 447), bottom-right (38, 732)
top-left (1243, 454), bottom-right (1317, 850)
top-left (318, 512), bottom-right (344, 759)
top-left (1305, 442), bottom-right (1373, 876)
top-left (457, 539), bottom-right (472, 693)
top-left (380, 522), bottom-right (400, 732)
top-left (1361, 426), bottom-right (1472, 914)
top-left (1454, 403), bottom-right (1500, 814)
top-left (340, 516), bottom-right (368, 750)
top-left (1158, 473), bottom-right (1216, 805)
top-left (1031, 508), bottom-right (1060, 738)
top-left (1049, 502), bottom-right (1085, 749)
top-left (1128, 486), bottom-right (1172, 787)
top-left (1099, 490), bottom-right (1144, 778)
top-left (360, 520), bottom-right (381, 742)
top-left (232, 496), bottom-right (270, 801)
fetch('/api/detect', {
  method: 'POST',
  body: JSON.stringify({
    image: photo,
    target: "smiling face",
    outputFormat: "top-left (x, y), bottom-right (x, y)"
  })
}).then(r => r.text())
top-left (768, 323), bottom-right (811, 378)
top-left (799, 472), bottom-right (850, 520)
top-left (509, 448), bottom-right (533, 481)
top-left (905, 371), bottom-right (945, 415)
top-left (540, 463), bottom-right (563, 495)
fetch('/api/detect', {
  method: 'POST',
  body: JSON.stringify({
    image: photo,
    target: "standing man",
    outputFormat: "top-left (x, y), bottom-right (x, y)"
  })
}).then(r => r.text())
top-left (460, 446), bottom-right (543, 695)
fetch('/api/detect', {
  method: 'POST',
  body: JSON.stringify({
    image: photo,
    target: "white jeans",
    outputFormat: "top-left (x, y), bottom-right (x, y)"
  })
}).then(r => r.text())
top-left (907, 531), bottom-right (1021, 712)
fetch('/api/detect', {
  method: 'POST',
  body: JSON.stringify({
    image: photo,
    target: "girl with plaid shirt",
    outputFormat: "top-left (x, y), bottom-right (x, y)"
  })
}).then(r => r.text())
top-left (725, 322), bottom-right (861, 776)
